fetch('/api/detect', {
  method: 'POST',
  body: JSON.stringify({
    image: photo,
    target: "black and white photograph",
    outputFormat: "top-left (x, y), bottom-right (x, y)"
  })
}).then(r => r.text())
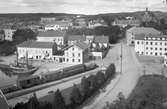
top-left (0, 0), bottom-right (167, 109)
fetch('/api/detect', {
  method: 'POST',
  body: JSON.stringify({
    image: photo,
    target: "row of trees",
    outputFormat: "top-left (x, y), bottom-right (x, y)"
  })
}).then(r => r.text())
top-left (13, 63), bottom-right (116, 109)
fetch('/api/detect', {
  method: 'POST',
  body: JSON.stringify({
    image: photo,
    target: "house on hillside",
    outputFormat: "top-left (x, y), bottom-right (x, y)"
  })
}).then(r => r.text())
top-left (44, 21), bottom-right (72, 31)
top-left (41, 17), bottom-right (56, 24)
top-left (64, 42), bottom-right (89, 64)
top-left (37, 31), bottom-right (67, 45)
top-left (126, 27), bottom-right (161, 45)
top-left (3, 29), bottom-right (16, 41)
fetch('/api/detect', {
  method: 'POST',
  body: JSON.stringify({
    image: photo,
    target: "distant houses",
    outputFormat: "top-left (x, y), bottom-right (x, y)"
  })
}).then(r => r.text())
top-left (3, 29), bottom-right (16, 41)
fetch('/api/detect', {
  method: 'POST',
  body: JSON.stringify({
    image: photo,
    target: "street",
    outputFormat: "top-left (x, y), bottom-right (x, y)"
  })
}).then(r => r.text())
top-left (82, 42), bottom-right (143, 109)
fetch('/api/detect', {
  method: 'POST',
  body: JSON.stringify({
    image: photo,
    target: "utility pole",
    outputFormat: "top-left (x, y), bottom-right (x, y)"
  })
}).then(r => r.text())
top-left (120, 42), bottom-right (123, 74)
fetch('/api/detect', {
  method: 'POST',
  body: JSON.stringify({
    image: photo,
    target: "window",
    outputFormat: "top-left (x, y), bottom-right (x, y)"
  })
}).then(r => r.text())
top-left (155, 52), bottom-right (157, 56)
top-left (155, 42), bottom-right (157, 45)
top-left (146, 47), bottom-right (148, 50)
top-left (150, 52), bottom-right (153, 55)
top-left (165, 43), bottom-right (167, 46)
top-left (78, 53), bottom-right (80, 57)
top-left (150, 47), bottom-right (153, 50)
top-left (137, 41), bottom-right (140, 44)
top-left (165, 48), bottom-right (167, 51)
top-left (78, 59), bottom-right (80, 62)
top-left (72, 59), bottom-right (75, 62)
top-left (66, 59), bottom-right (69, 62)
top-left (160, 42), bottom-right (162, 45)
top-left (72, 53), bottom-right (75, 57)
top-left (72, 48), bottom-right (74, 51)
top-left (146, 52), bottom-right (148, 55)
top-left (160, 48), bottom-right (162, 50)
top-left (155, 48), bottom-right (157, 50)
top-left (160, 53), bottom-right (162, 55)
top-left (146, 42), bottom-right (148, 45)
top-left (150, 42), bottom-right (152, 45)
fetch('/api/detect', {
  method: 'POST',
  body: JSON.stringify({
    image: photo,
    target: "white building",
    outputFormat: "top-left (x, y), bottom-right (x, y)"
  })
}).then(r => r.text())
top-left (64, 42), bottom-right (89, 64)
top-left (135, 34), bottom-right (167, 57)
top-left (126, 27), bottom-right (161, 45)
top-left (37, 31), bottom-right (67, 45)
top-left (44, 21), bottom-right (72, 31)
top-left (4, 29), bottom-right (16, 41)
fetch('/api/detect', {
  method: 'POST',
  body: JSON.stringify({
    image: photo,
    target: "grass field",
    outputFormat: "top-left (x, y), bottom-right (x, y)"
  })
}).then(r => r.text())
top-left (128, 75), bottom-right (167, 108)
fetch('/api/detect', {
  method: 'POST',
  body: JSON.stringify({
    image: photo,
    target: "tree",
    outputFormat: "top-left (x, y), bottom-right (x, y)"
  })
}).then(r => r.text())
top-left (96, 71), bottom-right (105, 85)
top-left (87, 75), bottom-right (98, 92)
top-left (70, 84), bottom-right (82, 105)
top-left (27, 92), bottom-right (39, 109)
top-left (81, 76), bottom-right (90, 98)
top-left (105, 63), bottom-right (116, 79)
top-left (53, 89), bottom-right (66, 109)
top-left (13, 29), bottom-right (37, 44)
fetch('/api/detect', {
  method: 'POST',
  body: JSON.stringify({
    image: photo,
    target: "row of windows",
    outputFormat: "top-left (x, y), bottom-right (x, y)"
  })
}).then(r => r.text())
top-left (66, 53), bottom-right (81, 57)
top-left (145, 47), bottom-right (167, 51)
top-left (66, 59), bottom-right (81, 62)
top-left (145, 52), bottom-right (164, 56)
top-left (137, 41), bottom-right (167, 46)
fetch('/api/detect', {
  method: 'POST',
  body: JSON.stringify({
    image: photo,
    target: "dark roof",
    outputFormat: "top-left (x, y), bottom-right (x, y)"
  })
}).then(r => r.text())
top-left (127, 27), bottom-right (160, 35)
top-left (17, 40), bottom-right (54, 48)
top-left (68, 35), bottom-right (86, 41)
top-left (38, 31), bottom-right (66, 37)
top-left (74, 41), bottom-right (89, 50)
top-left (94, 36), bottom-right (109, 43)
top-left (135, 34), bottom-right (167, 40)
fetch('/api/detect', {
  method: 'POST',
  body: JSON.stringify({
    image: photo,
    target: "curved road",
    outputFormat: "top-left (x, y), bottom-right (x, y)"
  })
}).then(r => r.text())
top-left (82, 43), bottom-right (143, 109)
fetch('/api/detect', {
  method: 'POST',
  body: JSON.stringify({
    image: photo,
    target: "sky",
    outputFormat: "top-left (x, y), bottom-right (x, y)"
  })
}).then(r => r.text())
top-left (0, 0), bottom-right (166, 15)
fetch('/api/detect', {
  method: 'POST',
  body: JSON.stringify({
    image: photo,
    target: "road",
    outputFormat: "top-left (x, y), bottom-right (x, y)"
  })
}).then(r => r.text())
top-left (82, 43), bottom-right (143, 109)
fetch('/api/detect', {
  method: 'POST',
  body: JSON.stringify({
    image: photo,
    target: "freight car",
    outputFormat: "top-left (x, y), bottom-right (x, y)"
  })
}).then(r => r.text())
top-left (17, 75), bottom-right (40, 89)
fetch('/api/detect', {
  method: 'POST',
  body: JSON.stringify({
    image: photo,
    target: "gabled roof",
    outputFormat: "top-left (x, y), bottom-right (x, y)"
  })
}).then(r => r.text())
top-left (64, 41), bottom-right (89, 51)
top-left (68, 35), bottom-right (86, 41)
top-left (17, 40), bottom-right (54, 48)
top-left (127, 27), bottom-right (161, 35)
top-left (94, 36), bottom-right (109, 43)
top-left (38, 31), bottom-right (66, 37)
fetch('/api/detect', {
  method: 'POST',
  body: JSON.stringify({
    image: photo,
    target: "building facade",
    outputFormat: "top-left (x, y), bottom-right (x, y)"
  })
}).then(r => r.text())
top-left (93, 36), bottom-right (109, 48)
top-left (135, 34), bottom-right (167, 57)
top-left (67, 35), bottom-right (86, 46)
top-left (112, 19), bottom-right (140, 28)
top-left (126, 27), bottom-right (161, 45)
top-left (64, 42), bottom-right (89, 64)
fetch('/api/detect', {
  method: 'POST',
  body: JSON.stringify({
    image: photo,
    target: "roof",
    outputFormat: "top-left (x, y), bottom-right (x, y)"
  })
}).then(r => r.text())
top-left (135, 34), bottom-right (167, 40)
top-left (127, 27), bottom-right (160, 35)
top-left (17, 40), bottom-right (54, 48)
top-left (94, 36), bottom-right (109, 43)
top-left (68, 35), bottom-right (86, 41)
top-left (38, 31), bottom-right (66, 37)
top-left (74, 41), bottom-right (89, 50)
top-left (64, 41), bottom-right (89, 51)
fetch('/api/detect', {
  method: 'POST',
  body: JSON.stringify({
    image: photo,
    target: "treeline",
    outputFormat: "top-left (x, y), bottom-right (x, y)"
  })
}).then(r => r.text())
top-left (67, 26), bottom-right (122, 44)
top-left (0, 29), bottom-right (37, 56)
top-left (13, 63), bottom-right (116, 109)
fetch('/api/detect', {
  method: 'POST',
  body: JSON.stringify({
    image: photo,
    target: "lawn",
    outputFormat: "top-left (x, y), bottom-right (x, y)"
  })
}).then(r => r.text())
top-left (128, 75), bottom-right (167, 108)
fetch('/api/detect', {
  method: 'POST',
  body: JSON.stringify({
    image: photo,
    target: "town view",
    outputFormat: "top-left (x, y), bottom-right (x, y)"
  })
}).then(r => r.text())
top-left (0, 0), bottom-right (167, 109)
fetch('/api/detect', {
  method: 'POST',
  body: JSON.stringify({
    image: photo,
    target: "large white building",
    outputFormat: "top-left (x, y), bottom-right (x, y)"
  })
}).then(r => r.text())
top-left (135, 34), bottom-right (167, 57)
top-left (126, 27), bottom-right (161, 45)
top-left (37, 31), bottom-right (67, 45)
top-left (64, 42), bottom-right (89, 64)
